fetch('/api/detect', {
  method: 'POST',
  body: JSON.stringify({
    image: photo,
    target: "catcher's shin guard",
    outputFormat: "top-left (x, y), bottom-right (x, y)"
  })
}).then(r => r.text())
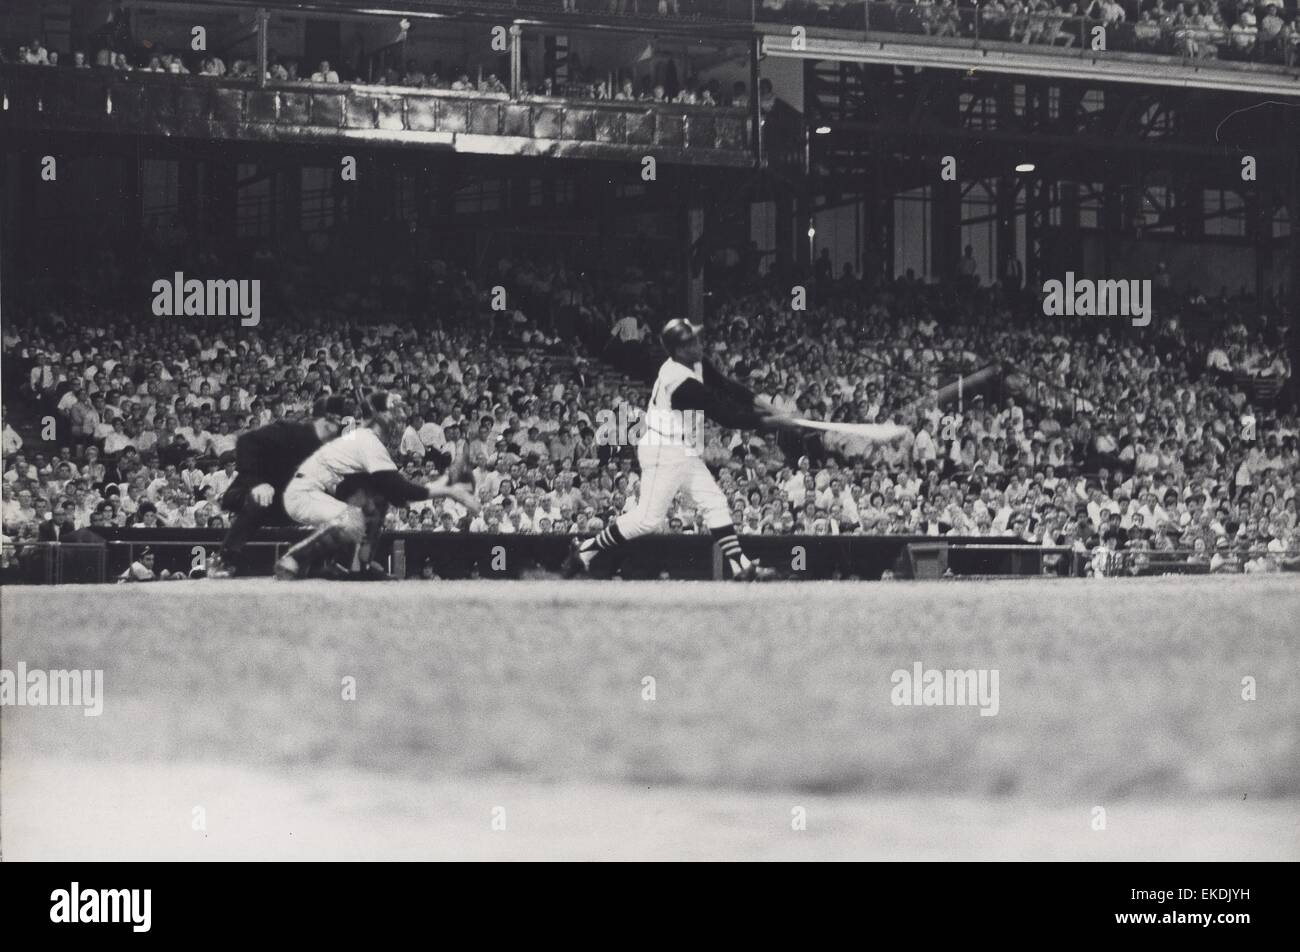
top-left (279, 507), bottom-right (366, 577)
top-left (359, 496), bottom-right (389, 569)
top-left (342, 486), bottom-right (389, 571)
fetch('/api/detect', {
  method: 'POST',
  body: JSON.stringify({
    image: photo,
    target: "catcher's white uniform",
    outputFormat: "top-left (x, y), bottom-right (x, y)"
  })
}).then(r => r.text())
top-left (283, 428), bottom-right (397, 526)
top-left (615, 358), bottom-right (732, 537)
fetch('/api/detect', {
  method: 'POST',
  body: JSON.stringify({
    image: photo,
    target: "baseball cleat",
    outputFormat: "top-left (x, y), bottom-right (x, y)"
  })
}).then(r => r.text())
top-left (315, 560), bottom-right (353, 580)
top-left (274, 554), bottom-right (303, 580)
top-left (354, 561), bottom-right (397, 581)
top-left (205, 553), bottom-right (236, 579)
top-left (732, 560), bottom-right (779, 582)
top-left (561, 538), bottom-right (589, 579)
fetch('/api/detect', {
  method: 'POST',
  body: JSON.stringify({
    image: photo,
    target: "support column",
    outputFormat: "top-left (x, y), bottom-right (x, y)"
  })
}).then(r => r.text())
top-left (749, 35), bottom-right (762, 162)
top-left (1059, 180), bottom-right (1081, 273)
top-left (795, 187), bottom-right (812, 278)
top-left (1180, 172), bottom-right (1204, 241)
top-left (774, 190), bottom-right (794, 283)
top-left (1024, 174), bottom-right (1051, 291)
top-left (1248, 185), bottom-right (1269, 304)
top-left (122, 152), bottom-right (142, 268)
top-left (1101, 163), bottom-right (1123, 277)
top-left (995, 174), bottom-right (1017, 277)
top-left (202, 155), bottom-right (238, 252)
top-left (931, 171), bottom-right (961, 283)
top-left (256, 8), bottom-right (269, 88)
top-left (1287, 149), bottom-right (1300, 406)
top-left (509, 25), bottom-right (522, 99)
top-left (179, 157), bottom-right (201, 240)
top-left (862, 152), bottom-right (892, 289)
top-left (686, 203), bottom-right (705, 323)
top-left (279, 162), bottom-right (302, 238)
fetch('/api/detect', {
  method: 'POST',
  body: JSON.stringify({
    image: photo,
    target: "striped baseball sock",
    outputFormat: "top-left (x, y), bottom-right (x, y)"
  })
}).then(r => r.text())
top-left (578, 523), bottom-right (626, 565)
top-left (710, 526), bottom-right (751, 576)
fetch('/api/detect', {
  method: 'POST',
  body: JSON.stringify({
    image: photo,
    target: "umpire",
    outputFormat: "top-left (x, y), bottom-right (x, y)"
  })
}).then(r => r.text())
top-left (212, 396), bottom-right (353, 577)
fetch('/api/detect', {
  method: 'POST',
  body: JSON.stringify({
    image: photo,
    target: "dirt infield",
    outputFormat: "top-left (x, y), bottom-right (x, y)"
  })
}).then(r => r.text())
top-left (3, 576), bottom-right (1298, 860)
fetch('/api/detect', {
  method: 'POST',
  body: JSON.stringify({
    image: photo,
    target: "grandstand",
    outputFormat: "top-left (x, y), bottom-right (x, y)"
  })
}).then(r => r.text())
top-left (1, 0), bottom-right (1298, 865)
top-left (2, 0), bottom-right (1296, 577)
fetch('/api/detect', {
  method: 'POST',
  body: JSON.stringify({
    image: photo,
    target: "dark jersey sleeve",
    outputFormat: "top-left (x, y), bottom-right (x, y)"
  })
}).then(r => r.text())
top-left (362, 470), bottom-right (433, 505)
top-left (702, 360), bottom-right (759, 406)
top-left (671, 378), bottom-right (765, 430)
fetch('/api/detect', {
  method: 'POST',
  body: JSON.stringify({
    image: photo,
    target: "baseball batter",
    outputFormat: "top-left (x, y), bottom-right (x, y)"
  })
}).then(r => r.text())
top-left (565, 319), bottom-right (801, 581)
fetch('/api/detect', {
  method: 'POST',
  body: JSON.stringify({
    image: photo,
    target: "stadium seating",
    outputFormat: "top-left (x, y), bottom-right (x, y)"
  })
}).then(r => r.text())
top-left (1, 234), bottom-right (1295, 578)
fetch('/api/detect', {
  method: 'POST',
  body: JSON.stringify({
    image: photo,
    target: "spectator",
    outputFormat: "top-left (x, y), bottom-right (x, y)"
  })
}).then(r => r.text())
top-left (311, 60), bottom-right (340, 83)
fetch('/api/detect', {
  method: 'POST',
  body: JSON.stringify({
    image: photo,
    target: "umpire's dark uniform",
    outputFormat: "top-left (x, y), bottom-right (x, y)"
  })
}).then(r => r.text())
top-left (220, 419), bottom-right (325, 570)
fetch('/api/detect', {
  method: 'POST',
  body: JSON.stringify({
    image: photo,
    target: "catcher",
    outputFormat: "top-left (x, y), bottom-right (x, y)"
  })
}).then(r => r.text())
top-left (211, 395), bottom-right (353, 577)
top-left (276, 391), bottom-right (478, 580)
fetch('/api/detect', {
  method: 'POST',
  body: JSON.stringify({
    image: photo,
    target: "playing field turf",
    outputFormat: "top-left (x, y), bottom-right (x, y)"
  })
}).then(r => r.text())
top-left (3, 576), bottom-right (1297, 860)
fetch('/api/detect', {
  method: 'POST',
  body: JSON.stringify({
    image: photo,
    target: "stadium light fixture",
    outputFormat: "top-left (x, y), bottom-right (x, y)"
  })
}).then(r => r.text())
top-left (814, 125), bottom-right (831, 135)
top-left (1015, 162), bottom-right (1036, 173)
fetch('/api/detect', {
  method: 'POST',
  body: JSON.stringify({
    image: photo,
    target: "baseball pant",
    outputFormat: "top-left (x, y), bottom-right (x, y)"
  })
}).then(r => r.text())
top-left (615, 443), bottom-right (732, 539)
top-left (284, 477), bottom-right (352, 527)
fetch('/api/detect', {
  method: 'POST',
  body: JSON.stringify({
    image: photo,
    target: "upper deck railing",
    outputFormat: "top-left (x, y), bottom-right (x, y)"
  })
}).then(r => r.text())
top-left (0, 64), bottom-right (757, 166)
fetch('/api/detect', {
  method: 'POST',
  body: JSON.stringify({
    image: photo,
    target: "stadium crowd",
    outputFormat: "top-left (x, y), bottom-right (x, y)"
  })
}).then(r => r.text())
top-left (0, 27), bottom-right (759, 110)
top-left (1, 238), bottom-right (1295, 577)
top-left (5, 0), bottom-right (1295, 95)
top-left (760, 0), bottom-right (1300, 66)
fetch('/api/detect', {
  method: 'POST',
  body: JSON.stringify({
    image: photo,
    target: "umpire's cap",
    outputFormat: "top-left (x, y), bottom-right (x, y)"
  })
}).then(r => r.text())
top-left (660, 319), bottom-right (701, 356)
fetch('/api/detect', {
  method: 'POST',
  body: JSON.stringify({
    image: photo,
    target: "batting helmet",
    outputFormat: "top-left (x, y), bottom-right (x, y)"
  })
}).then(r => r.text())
top-left (660, 319), bottom-right (700, 356)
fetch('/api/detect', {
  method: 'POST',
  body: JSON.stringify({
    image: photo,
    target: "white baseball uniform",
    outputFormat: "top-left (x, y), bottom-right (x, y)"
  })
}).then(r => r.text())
top-left (284, 427), bottom-right (397, 526)
top-left (615, 358), bottom-right (732, 538)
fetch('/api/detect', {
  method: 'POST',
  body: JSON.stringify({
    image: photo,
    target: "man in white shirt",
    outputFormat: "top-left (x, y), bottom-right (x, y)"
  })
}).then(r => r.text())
top-left (311, 61), bottom-right (340, 83)
top-left (418, 418), bottom-right (447, 457)
top-left (398, 417), bottom-right (427, 460)
top-left (912, 420), bottom-right (938, 465)
top-left (1, 409), bottom-right (21, 456)
top-left (25, 38), bottom-right (49, 65)
top-left (611, 314), bottom-right (645, 343)
top-left (57, 381), bottom-right (84, 415)
top-left (203, 459), bottom-right (238, 501)
top-left (181, 458), bottom-right (207, 494)
top-left (30, 356), bottom-right (59, 392)
top-left (207, 420), bottom-right (238, 458)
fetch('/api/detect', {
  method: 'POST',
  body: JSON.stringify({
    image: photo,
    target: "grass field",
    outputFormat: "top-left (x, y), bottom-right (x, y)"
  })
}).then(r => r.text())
top-left (3, 576), bottom-right (1298, 860)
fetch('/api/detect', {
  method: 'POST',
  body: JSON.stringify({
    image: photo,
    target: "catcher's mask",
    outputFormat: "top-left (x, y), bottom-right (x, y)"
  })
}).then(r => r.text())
top-left (312, 395), bottom-right (355, 429)
top-left (362, 391), bottom-right (405, 441)
top-left (660, 319), bottom-right (702, 358)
